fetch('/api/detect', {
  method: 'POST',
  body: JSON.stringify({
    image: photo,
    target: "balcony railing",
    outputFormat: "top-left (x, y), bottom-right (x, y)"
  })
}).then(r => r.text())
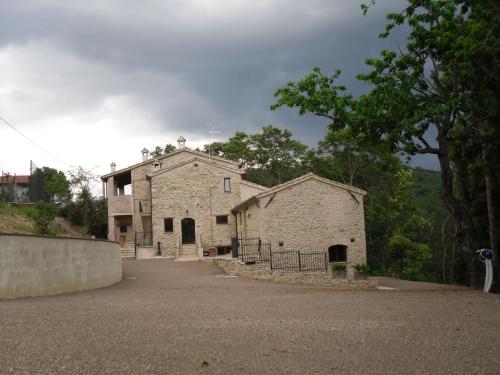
top-left (135, 231), bottom-right (153, 247)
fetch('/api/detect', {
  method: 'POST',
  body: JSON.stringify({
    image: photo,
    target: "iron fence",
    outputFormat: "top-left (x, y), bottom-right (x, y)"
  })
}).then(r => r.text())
top-left (271, 251), bottom-right (328, 273)
top-left (135, 231), bottom-right (153, 247)
top-left (234, 236), bottom-right (328, 273)
top-left (235, 235), bottom-right (271, 263)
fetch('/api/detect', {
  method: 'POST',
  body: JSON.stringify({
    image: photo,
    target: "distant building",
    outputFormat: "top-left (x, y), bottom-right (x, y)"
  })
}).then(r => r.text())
top-left (101, 137), bottom-right (367, 268)
top-left (0, 174), bottom-right (30, 203)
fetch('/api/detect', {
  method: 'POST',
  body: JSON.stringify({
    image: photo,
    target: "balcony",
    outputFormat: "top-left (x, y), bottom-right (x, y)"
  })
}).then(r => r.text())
top-left (108, 195), bottom-right (133, 215)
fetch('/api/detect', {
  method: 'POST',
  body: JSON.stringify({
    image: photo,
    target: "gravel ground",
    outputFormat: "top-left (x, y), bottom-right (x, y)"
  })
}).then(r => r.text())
top-left (1, 260), bottom-right (499, 374)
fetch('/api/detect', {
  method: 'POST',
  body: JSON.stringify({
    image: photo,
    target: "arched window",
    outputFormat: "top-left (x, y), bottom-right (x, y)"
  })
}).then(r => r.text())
top-left (328, 245), bottom-right (347, 262)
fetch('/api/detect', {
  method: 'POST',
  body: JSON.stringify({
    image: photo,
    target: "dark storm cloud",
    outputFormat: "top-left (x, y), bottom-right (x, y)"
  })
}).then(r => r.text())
top-left (0, 0), bottom-right (438, 169)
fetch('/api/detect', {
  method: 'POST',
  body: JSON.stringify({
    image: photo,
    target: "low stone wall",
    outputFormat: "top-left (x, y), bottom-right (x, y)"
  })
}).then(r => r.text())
top-left (0, 234), bottom-right (122, 300)
top-left (212, 258), bottom-right (376, 288)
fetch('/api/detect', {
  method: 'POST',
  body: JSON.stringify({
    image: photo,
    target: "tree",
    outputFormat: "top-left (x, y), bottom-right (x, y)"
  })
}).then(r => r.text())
top-left (29, 167), bottom-right (71, 205)
top-left (272, 0), bottom-right (499, 287)
top-left (204, 126), bottom-right (309, 187)
top-left (356, 0), bottom-right (499, 286)
top-left (150, 144), bottom-right (177, 158)
top-left (65, 167), bottom-right (105, 236)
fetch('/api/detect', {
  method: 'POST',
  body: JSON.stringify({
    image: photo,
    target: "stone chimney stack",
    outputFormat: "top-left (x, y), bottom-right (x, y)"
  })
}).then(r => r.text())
top-left (141, 148), bottom-right (149, 162)
top-left (110, 162), bottom-right (116, 172)
top-left (177, 136), bottom-right (186, 149)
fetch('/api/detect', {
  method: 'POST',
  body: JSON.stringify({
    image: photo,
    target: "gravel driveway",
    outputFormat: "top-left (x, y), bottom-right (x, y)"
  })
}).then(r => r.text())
top-left (1, 260), bottom-right (499, 374)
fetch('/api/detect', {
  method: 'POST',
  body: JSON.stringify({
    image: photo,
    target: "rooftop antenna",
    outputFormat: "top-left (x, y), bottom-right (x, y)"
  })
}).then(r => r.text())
top-left (208, 126), bottom-right (220, 159)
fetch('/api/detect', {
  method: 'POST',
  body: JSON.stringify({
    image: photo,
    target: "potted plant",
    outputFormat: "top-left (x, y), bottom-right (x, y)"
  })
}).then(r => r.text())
top-left (353, 264), bottom-right (370, 280)
top-left (331, 263), bottom-right (347, 279)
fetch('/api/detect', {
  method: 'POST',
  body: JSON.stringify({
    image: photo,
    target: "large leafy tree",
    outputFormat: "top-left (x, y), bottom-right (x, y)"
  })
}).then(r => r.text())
top-left (356, 0), bottom-right (499, 286)
top-left (272, 0), bottom-right (499, 287)
top-left (206, 125), bottom-right (309, 186)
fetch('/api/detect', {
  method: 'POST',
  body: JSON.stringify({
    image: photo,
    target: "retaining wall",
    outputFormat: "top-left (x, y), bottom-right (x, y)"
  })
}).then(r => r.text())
top-left (0, 234), bottom-right (122, 300)
top-left (212, 258), bottom-right (376, 288)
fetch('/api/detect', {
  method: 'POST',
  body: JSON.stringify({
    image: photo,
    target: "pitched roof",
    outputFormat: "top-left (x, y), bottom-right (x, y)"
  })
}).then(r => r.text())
top-left (147, 156), bottom-right (244, 179)
top-left (239, 179), bottom-right (269, 191)
top-left (101, 148), bottom-right (240, 180)
top-left (0, 175), bottom-right (30, 184)
top-left (232, 173), bottom-right (366, 213)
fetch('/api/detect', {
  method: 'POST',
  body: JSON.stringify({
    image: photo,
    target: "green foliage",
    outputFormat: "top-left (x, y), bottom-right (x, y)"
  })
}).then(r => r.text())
top-left (205, 125), bottom-right (309, 186)
top-left (150, 144), bottom-right (177, 158)
top-left (388, 234), bottom-right (432, 281)
top-left (30, 201), bottom-right (57, 235)
top-left (331, 263), bottom-right (347, 272)
top-left (29, 167), bottom-right (71, 205)
top-left (270, 0), bottom-right (500, 287)
top-left (353, 264), bottom-right (370, 273)
top-left (58, 167), bottom-right (107, 238)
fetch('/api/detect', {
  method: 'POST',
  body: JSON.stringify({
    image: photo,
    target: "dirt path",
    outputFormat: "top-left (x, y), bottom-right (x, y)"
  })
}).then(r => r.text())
top-left (1, 260), bottom-right (499, 374)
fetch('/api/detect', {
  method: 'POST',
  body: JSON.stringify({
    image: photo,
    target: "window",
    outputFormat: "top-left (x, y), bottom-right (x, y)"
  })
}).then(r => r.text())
top-left (216, 215), bottom-right (229, 224)
top-left (119, 225), bottom-right (127, 233)
top-left (164, 218), bottom-right (173, 232)
top-left (224, 178), bottom-right (231, 192)
top-left (328, 245), bottom-right (347, 262)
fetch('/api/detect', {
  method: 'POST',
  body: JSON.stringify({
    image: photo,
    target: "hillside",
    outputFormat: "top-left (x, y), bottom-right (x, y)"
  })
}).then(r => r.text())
top-left (0, 204), bottom-right (88, 238)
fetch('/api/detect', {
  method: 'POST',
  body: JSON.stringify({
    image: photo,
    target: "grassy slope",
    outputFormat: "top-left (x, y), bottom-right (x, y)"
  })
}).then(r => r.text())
top-left (0, 204), bottom-right (87, 238)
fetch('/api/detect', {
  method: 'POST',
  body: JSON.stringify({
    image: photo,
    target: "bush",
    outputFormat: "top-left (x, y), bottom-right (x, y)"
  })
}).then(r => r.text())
top-left (353, 264), bottom-right (370, 273)
top-left (30, 201), bottom-right (57, 235)
top-left (331, 263), bottom-right (347, 272)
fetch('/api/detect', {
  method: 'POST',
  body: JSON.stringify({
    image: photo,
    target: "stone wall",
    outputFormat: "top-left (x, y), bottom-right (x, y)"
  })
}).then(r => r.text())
top-left (212, 258), bottom-right (374, 288)
top-left (151, 160), bottom-right (242, 256)
top-left (0, 234), bottom-right (122, 300)
top-left (240, 178), bottom-right (367, 267)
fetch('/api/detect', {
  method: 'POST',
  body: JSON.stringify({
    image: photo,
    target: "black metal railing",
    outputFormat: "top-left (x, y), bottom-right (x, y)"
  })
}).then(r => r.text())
top-left (233, 235), bottom-right (271, 263)
top-left (271, 251), bottom-right (328, 273)
top-left (233, 235), bottom-right (328, 273)
top-left (135, 231), bottom-right (153, 247)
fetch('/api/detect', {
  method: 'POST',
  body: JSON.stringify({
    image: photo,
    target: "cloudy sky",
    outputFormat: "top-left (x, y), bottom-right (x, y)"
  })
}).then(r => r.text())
top-left (0, 0), bottom-right (437, 179)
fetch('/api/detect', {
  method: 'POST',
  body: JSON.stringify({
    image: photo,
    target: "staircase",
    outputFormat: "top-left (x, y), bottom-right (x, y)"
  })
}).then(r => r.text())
top-left (176, 244), bottom-right (198, 261)
top-left (120, 242), bottom-right (136, 259)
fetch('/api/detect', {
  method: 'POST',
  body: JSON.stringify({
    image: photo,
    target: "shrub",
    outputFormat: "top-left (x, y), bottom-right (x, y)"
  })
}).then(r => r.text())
top-left (353, 264), bottom-right (370, 273)
top-left (331, 263), bottom-right (347, 272)
top-left (30, 201), bottom-right (57, 235)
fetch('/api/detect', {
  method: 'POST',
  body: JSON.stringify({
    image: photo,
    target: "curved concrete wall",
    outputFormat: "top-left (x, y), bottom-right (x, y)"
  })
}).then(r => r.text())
top-left (0, 234), bottom-right (122, 300)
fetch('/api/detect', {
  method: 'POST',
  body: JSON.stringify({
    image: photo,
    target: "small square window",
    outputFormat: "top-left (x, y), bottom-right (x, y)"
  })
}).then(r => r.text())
top-left (224, 178), bottom-right (231, 192)
top-left (119, 225), bottom-right (127, 233)
top-left (216, 215), bottom-right (229, 224)
top-left (164, 218), bottom-right (173, 232)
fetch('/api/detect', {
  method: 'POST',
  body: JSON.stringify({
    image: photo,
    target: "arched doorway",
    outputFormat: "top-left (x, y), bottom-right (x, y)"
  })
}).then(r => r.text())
top-left (328, 245), bottom-right (347, 262)
top-left (181, 218), bottom-right (195, 244)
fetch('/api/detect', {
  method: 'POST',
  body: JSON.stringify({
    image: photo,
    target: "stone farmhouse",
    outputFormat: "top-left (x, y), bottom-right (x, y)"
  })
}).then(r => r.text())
top-left (101, 137), bottom-right (367, 267)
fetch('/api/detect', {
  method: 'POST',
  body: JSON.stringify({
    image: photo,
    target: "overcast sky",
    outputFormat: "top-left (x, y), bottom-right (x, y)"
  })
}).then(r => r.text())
top-left (0, 0), bottom-right (438, 179)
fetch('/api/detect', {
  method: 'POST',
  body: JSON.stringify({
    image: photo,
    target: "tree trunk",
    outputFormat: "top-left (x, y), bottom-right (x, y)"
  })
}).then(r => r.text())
top-left (437, 141), bottom-right (480, 287)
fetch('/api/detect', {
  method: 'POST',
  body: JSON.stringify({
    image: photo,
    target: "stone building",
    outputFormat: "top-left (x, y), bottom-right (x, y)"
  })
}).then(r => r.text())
top-left (101, 138), bottom-right (367, 266)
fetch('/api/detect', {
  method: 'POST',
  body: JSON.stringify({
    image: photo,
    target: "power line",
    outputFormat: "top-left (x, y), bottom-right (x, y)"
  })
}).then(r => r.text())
top-left (0, 114), bottom-right (71, 167)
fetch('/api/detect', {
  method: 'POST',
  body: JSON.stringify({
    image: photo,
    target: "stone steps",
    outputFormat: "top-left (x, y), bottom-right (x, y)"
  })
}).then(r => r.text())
top-left (176, 245), bottom-right (198, 261)
top-left (121, 243), bottom-right (136, 260)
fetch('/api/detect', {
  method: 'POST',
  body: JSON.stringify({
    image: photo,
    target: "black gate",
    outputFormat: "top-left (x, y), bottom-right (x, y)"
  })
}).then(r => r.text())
top-left (232, 235), bottom-right (271, 263)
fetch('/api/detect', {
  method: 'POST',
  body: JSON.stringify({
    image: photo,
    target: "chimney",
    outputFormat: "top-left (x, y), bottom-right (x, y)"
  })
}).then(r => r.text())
top-left (177, 136), bottom-right (186, 149)
top-left (110, 162), bottom-right (116, 172)
top-left (141, 148), bottom-right (149, 162)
